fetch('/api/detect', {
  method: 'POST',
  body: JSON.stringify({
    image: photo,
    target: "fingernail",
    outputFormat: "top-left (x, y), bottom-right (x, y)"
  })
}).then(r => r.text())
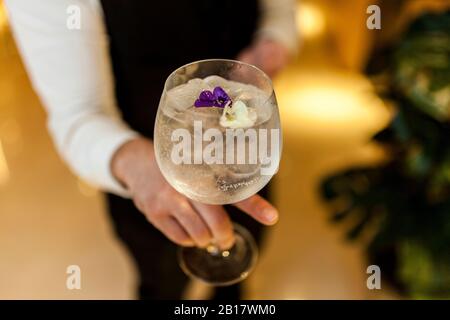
top-left (264, 209), bottom-right (278, 224)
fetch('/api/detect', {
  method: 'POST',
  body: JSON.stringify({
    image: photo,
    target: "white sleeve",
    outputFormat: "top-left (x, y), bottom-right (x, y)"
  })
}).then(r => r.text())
top-left (5, 0), bottom-right (139, 197)
top-left (258, 0), bottom-right (299, 54)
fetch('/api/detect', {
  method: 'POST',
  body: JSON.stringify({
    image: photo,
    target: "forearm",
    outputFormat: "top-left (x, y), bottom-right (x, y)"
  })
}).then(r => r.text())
top-left (54, 114), bottom-right (139, 196)
top-left (6, 0), bottom-right (139, 196)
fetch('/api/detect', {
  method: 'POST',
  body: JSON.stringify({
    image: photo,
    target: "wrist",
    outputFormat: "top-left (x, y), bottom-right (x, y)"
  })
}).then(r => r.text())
top-left (111, 137), bottom-right (155, 190)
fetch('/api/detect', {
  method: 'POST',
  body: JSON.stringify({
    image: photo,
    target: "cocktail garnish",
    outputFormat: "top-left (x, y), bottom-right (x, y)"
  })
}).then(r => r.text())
top-left (194, 86), bottom-right (231, 108)
top-left (220, 100), bottom-right (256, 128)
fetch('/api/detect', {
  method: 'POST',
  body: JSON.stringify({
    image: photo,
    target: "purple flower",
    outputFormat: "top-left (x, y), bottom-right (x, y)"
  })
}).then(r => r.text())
top-left (194, 86), bottom-right (231, 108)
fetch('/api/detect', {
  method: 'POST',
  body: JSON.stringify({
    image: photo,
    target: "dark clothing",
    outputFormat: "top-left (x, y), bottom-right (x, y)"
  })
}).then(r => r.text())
top-left (100, 0), bottom-right (266, 299)
top-left (100, 0), bottom-right (260, 138)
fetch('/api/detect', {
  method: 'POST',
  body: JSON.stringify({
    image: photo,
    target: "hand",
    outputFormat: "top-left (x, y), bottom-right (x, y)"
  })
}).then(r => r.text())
top-left (237, 38), bottom-right (291, 78)
top-left (111, 138), bottom-right (279, 249)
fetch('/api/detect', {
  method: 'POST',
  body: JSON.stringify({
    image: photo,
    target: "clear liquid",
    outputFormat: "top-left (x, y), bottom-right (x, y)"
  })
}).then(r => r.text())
top-left (154, 78), bottom-right (281, 204)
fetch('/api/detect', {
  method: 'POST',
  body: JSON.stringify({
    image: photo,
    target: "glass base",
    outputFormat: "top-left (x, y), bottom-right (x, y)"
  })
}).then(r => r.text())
top-left (178, 224), bottom-right (258, 286)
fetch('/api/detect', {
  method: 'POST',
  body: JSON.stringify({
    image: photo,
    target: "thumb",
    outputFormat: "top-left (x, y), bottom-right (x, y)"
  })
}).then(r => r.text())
top-left (233, 195), bottom-right (279, 225)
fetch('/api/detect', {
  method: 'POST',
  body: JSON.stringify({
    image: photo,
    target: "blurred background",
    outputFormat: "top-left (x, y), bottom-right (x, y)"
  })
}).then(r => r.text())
top-left (0, 0), bottom-right (448, 299)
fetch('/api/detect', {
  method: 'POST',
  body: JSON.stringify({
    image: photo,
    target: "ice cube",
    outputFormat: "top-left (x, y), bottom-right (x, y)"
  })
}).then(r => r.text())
top-left (225, 79), bottom-right (246, 98)
top-left (164, 78), bottom-right (211, 114)
top-left (203, 75), bottom-right (230, 89)
top-left (181, 106), bottom-right (222, 130)
top-left (232, 85), bottom-right (272, 125)
top-left (204, 76), bottom-right (248, 99)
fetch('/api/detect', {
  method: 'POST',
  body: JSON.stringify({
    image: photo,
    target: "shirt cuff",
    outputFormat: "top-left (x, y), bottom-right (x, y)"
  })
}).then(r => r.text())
top-left (68, 123), bottom-right (140, 198)
top-left (91, 128), bottom-right (139, 198)
top-left (256, 26), bottom-right (300, 56)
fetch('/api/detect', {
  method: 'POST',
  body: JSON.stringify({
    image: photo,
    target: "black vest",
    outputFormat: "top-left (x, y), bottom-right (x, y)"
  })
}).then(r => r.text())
top-left (100, 0), bottom-right (260, 137)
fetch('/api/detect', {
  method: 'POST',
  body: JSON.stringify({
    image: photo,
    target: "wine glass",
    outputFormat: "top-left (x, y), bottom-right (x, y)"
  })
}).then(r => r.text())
top-left (154, 59), bottom-right (282, 286)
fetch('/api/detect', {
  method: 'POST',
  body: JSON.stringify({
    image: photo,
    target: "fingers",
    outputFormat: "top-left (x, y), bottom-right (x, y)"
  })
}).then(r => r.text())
top-left (237, 48), bottom-right (255, 64)
top-left (171, 199), bottom-right (212, 248)
top-left (237, 39), bottom-right (290, 78)
top-left (191, 201), bottom-right (235, 250)
top-left (233, 195), bottom-right (279, 225)
top-left (139, 182), bottom-right (278, 248)
top-left (152, 216), bottom-right (194, 247)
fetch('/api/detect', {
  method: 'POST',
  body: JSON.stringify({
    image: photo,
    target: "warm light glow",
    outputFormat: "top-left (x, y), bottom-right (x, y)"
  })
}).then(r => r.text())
top-left (1, 118), bottom-right (21, 145)
top-left (0, 119), bottom-right (23, 157)
top-left (77, 179), bottom-right (98, 197)
top-left (276, 71), bottom-right (391, 139)
top-left (0, 1), bottom-right (8, 34)
top-left (286, 86), bottom-right (373, 121)
top-left (297, 2), bottom-right (326, 39)
top-left (0, 139), bottom-right (10, 186)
